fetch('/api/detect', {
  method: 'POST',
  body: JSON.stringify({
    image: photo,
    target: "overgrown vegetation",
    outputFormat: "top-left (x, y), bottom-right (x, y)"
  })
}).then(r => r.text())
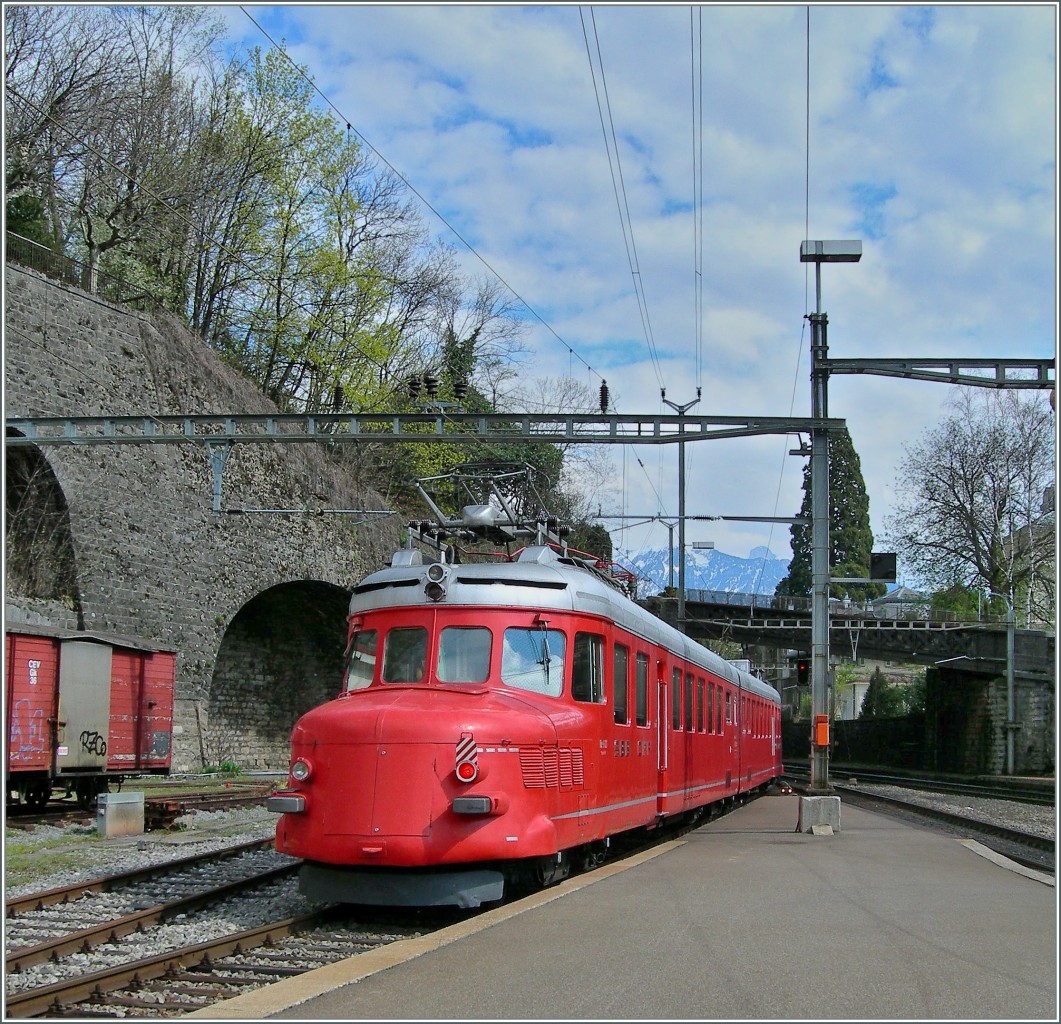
top-left (4, 5), bottom-right (613, 539)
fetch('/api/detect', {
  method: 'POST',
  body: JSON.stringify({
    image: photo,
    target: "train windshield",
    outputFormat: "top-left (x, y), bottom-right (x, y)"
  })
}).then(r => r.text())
top-left (437, 626), bottom-right (492, 683)
top-left (343, 629), bottom-right (378, 691)
top-left (382, 626), bottom-right (428, 684)
top-left (501, 627), bottom-right (566, 697)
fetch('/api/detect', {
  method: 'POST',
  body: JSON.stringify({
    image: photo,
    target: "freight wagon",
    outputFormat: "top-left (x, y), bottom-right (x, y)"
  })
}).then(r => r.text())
top-left (5, 624), bottom-right (176, 809)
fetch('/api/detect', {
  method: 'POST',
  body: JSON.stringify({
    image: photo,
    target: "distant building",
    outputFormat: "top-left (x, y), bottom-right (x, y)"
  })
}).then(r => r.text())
top-left (869, 586), bottom-right (929, 619)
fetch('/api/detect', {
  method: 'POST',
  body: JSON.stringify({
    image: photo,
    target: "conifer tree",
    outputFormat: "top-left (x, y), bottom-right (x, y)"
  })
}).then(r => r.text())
top-left (860, 666), bottom-right (902, 718)
top-left (775, 429), bottom-right (884, 600)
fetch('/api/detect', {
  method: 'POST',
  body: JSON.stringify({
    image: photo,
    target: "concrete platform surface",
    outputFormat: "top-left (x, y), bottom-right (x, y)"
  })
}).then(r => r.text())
top-left (197, 792), bottom-right (1057, 1021)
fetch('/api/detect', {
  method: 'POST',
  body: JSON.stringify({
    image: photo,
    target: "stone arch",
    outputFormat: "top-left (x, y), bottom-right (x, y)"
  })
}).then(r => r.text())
top-left (4, 430), bottom-right (84, 625)
top-left (204, 581), bottom-right (351, 770)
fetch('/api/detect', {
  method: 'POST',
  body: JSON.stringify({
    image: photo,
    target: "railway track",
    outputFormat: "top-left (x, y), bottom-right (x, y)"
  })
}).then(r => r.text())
top-left (3, 835), bottom-right (435, 1018)
top-left (4, 784), bottom-right (779, 1017)
top-left (6, 784), bottom-right (275, 833)
top-left (784, 764), bottom-right (1055, 806)
top-left (782, 764), bottom-right (1055, 873)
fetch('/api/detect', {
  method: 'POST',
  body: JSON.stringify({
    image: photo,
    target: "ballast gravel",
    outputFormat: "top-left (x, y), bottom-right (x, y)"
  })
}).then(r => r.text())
top-left (5, 804), bottom-right (282, 900)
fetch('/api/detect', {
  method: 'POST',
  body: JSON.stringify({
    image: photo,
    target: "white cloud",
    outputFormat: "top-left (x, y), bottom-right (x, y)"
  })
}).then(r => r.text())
top-left (228, 3), bottom-right (1056, 564)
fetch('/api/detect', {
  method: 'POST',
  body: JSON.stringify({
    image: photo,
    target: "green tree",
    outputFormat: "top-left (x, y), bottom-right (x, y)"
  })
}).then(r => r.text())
top-left (860, 666), bottom-right (902, 718)
top-left (775, 429), bottom-right (884, 600)
top-left (929, 584), bottom-right (982, 621)
top-left (832, 660), bottom-right (860, 720)
top-left (899, 670), bottom-right (926, 715)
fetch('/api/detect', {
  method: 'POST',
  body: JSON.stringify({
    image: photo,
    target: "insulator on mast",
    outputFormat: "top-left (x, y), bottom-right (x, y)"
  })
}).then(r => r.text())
top-left (424, 373), bottom-right (439, 397)
top-left (599, 380), bottom-right (609, 413)
top-left (407, 375), bottom-right (422, 398)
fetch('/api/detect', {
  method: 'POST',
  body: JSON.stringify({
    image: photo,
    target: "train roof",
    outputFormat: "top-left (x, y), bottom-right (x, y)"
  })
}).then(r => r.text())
top-left (352, 544), bottom-right (780, 704)
top-left (4, 620), bottom-right (175, 654)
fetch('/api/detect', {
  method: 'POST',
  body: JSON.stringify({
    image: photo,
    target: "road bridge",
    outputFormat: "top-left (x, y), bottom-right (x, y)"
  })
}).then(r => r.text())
top-left (641, 592), bottom-right (1054, 679)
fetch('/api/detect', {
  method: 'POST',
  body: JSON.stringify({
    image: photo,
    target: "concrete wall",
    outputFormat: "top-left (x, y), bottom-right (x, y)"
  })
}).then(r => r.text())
top-left (4, 264), bottom-right (401, 770)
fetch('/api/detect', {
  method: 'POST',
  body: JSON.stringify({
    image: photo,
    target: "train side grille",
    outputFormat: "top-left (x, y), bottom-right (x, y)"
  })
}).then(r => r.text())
top-left (519, 746), bottom-right (584, 789)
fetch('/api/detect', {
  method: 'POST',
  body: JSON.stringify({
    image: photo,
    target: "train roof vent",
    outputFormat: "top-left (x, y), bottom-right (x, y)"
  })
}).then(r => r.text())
top-left (515, 545), bottom-right (562, 565)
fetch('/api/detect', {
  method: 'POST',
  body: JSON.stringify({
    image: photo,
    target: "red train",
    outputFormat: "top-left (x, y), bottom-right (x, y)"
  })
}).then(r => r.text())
top-left (269, 490), bottom-right (782, 908)
top-left (5, 624), bottom-right (176, 809)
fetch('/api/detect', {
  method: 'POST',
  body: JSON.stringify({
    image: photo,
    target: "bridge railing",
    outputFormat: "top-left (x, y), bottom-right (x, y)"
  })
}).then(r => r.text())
top-left (682, 588), bottom-right (1013, 626)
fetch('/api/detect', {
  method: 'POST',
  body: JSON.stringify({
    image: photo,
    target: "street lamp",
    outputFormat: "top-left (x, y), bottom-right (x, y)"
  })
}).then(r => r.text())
top-left (799, 239), bottom-right (862, 794)
top-left (983, 589), bottom-right (1018, 775)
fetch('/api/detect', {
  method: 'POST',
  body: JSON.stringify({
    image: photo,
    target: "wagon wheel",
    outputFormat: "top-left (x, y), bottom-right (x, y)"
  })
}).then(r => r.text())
top-left (579, 841), bottom-right (609, 872)
top-left (75, 779), bottom-right (101, 811)
top-left (24, 782), bottom-right (52, 810)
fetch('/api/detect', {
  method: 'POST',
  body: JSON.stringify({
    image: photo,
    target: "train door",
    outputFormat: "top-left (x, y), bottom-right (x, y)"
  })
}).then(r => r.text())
top-left (6, 632), bottom-right (59, 776)
top-left (656, 661), bottom-right (668, 816)
top-left (55, 640), bottom-right (113, 774)
top-left (736, 689), bottom-right (744, 793)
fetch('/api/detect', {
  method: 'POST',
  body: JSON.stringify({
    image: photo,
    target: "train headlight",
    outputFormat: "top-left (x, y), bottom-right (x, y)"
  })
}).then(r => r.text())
top-left (290, 758), bottom-right (312, 783)
top-left (425, 562), bottom-right (448, 602)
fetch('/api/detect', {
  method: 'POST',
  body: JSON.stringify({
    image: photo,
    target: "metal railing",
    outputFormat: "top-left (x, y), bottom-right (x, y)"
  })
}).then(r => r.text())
top-left (682, 587), bottom-right (1015, 626)
top-left (5, 232), bottom-right (161, 311)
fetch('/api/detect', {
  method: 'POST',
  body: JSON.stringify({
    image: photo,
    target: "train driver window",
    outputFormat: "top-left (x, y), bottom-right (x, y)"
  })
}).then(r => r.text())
top-left (501, 626), bottom-right (566, 697)
top-left (572, 632), bottom-right (605, 703)
top-left (437, 626), bottom-right (492, 684)
top-left (382, 627), bottom-right (428, 684)
top-left (635, 653), bottom-right (649, 726)
top-left (343, 629), bottom-right (378, 691)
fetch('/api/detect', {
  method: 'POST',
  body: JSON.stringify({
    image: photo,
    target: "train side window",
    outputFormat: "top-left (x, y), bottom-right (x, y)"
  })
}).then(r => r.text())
top-left (671, 667), bottom-right (682, 729)
top-left (684, 672), bottom-right (694, 732)
top-left (715, 684), bottom-right (723, 733)
top-left (437, 626), bottom-right (492, 683)
top-left (382, 627), bottom-right (428, 684)
top-left (726, 689), bottom-right (732, 725)
top-left (501, 627), bottom-right (566, 697)
top-left (613, 643), bottom-right (629, 724)
top-left (344, 629), bottom-right (378, 690)
top-left (572, 632), bottom-right (605, 703)
top-left (635, 653), bottom-right (649, 725)
top-left (707, 683), bottom-right (714, 734)
top-left (697, 677), bottom-right (705, 732)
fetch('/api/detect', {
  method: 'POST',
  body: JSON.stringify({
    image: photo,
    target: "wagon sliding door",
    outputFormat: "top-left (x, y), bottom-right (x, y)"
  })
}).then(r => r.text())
top-left (55, 641), bottom-right (113, 772)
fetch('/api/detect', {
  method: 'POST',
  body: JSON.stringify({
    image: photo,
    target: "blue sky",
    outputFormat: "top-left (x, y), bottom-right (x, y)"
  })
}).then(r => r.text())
top-left (221, 3), bottom-right (1057, 574)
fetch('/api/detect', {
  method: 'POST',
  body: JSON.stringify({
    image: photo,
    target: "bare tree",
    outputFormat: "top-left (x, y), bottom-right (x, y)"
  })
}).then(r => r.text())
top-left (4, 5), bottom-right (132, 242)
top-left (883, 388), bottom-right (1055, 627)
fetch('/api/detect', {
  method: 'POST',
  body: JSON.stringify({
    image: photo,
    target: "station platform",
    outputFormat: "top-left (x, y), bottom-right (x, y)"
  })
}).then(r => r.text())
top-left (195, 791), bottom-right (1057, 1021)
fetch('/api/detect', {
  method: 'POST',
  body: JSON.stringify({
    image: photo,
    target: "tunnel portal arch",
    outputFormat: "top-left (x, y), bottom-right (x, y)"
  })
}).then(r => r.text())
top-left (4, 432), bottom-right (83, 624)
top-left (205, 581), bottom-right (352, 771)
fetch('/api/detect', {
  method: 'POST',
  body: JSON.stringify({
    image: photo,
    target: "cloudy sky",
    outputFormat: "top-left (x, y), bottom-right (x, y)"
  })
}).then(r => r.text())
top-left (222, 3), bottom-right (1056, 576)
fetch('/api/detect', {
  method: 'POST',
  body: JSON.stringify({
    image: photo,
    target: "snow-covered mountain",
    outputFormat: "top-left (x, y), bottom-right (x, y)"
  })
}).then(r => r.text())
top-left (617, 545), bottom-right (789, 599)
